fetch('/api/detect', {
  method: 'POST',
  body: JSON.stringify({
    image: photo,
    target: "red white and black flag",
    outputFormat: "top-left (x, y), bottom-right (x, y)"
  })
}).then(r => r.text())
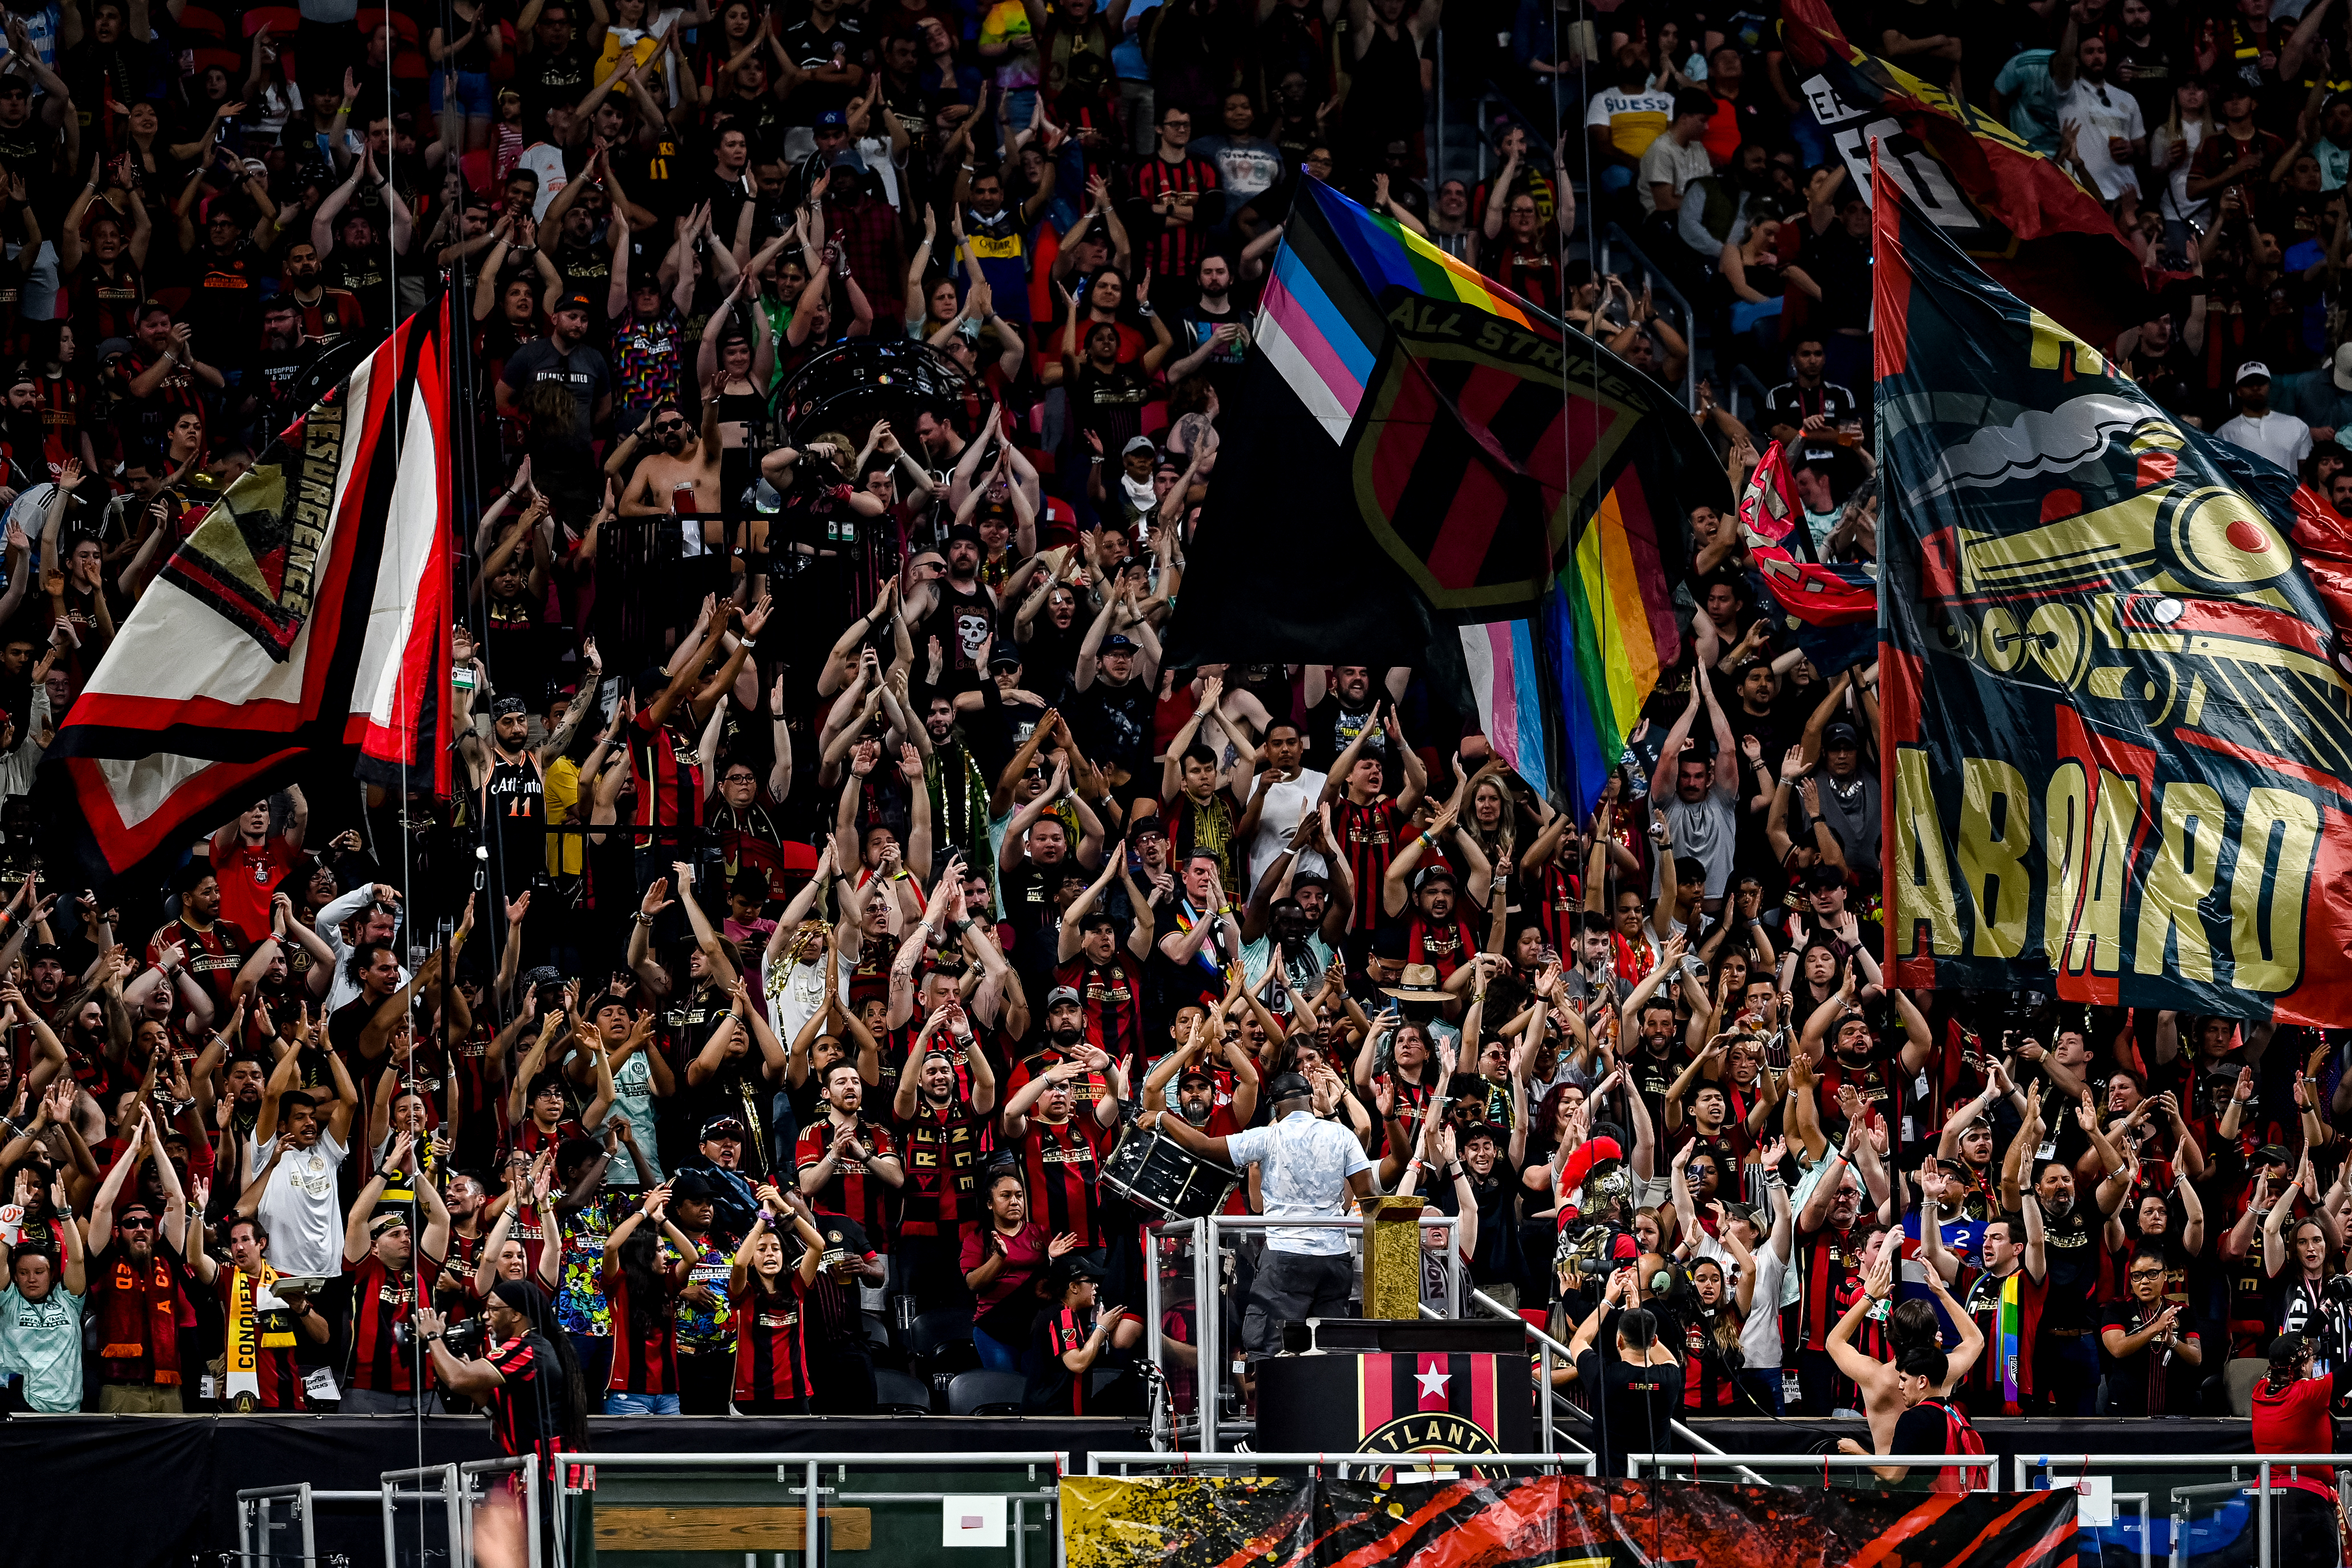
top-left (43, 298), bottom-right (454, 884)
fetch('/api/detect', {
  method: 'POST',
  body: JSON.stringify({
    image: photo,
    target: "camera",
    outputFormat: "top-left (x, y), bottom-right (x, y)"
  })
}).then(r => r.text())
top-left (2326, 1274), bottom-right (2352, 1305)
top-left (395, 1315), bottom-right (488, 1358)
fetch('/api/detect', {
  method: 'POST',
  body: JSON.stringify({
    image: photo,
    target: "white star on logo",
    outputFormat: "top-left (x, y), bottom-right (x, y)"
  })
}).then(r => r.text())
top-left (1415, 1362), bottom-right (1452, 1401)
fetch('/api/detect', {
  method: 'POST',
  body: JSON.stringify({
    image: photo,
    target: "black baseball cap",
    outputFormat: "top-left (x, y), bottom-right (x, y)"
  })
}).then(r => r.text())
top-left (701, 1115), bottom-right (748, 1142)
top-left (553, 291), bottom-right (594, 316)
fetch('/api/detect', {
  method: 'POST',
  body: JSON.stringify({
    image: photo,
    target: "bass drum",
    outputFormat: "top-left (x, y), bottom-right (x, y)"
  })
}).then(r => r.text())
top-left (778, 338), bottom-right (979, 443)
top-left (1099, 1126), bottom-right (1240, 1221)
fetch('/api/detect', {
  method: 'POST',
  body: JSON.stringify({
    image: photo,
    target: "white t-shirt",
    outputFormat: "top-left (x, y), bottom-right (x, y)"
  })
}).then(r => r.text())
top-left (517, 142), bottom-right (570, 220)
top-left (1585, 87), bottom-right (1678, 161)
top-left (1697, 1226), bottom-right (1789, 1369)
top-left (2216, 408), bottom-right (2314, 471)
top-left (1244, 767), bottom-right (1330, 888)
top-left (1224, 1111), bottom-right (1375, 1256)
top-left (250, 1128), bottom-right (350, 1278)
top-left (2056, 78), bottom-right (2146, 201)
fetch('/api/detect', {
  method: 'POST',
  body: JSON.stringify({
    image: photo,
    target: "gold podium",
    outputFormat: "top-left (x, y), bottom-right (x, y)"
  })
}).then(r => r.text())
top-left (1360, 1193), bottom-right (1426, 1320)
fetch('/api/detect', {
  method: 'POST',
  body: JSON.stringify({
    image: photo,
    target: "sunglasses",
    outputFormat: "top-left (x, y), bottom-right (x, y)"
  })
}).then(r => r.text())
top-left (650, 419), bottom-right (686, 433)
top-left (119, 1216), bottom-right (155, 1229)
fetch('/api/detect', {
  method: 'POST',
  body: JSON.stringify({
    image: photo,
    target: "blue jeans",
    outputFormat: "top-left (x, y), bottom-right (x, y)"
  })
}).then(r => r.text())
top-left (603, 1391), bottom-right (681, 1415)
top-left (973, 1322), bottom-right (1022, 1372)
top-left (431, 68), bottom-right (494, 117)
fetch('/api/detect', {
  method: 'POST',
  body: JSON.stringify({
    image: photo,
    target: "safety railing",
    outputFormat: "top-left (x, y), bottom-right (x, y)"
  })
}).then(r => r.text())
top-left (461, 1457), bottom-right (547, 1568)
top-left (1627, 1449), bottom-right (1998, 1489)
top-left (551, 1451), bottom-right (1067, 1568)
top-left (1457, 1286), bottom-right (1752, 1482)
top-left (380, 1464), bottom-right (466, 1568)
top-left (1145, 1212), bottom-right (1462, 1454)
top-left (1594, 223), bottom-right (1705, 413)
top-left (238, 1482), bottom-right (383, 1568)
top-left (2014, 1452), bottom-right (2347, 1568)
top-left (1088, 1449), bottom-right (1595, 1476)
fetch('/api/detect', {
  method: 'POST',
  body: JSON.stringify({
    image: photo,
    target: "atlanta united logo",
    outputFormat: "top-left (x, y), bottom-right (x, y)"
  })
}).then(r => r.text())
top-left (1359, 1413), bottom-right (1502, 1456)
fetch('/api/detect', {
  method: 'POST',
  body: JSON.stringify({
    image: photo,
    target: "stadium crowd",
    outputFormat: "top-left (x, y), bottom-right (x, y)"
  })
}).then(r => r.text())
top-left (0, 0), bottom-right (2335, 1497)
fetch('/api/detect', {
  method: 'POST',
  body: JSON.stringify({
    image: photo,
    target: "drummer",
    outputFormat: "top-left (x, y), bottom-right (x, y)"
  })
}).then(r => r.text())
top-left (1140, 1010), bottom-right (1260, 1217)
top-left (1148, 1071), bottom-right (1376, 1366)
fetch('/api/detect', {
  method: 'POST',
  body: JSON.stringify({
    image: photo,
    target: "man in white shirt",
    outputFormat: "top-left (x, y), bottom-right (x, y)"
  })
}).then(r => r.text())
top-left (246, 1051), bottom-right (359, 1279)
top-left (2216, 361), bottom-right (2316, 473)
top-left (1151, 1072), bottom-right (1374, 1360)
top-left (1242, 719), bottom-right (1329, 888)
top-left (2053, 29), bottom-right (2144, 203)
top-left (313, 878), bottom-right (409, 1012)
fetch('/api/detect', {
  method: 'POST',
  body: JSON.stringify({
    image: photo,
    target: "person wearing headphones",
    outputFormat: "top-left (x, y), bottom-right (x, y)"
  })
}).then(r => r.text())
top-left (1565, 1264), bottom-right (1684, 1477)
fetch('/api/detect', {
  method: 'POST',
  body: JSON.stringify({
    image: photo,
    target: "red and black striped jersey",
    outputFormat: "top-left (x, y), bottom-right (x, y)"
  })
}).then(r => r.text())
top-left (629, 708), bottom-right (704, 842)
top-left (731, 1272), bottom-right (812, 1403)
top-left (1127, 153), bottom-right (1220, 280)
top-left (890, 1098), bottom-right (989, 1239)
top-left (794, 1118), bottom-right (899, 1245)
top-left (147, 915), bottom-right (253, 1012)
top-left (1334, 797), bottom-right (1410, 932)
top-left (1054, 952), bottom-right (1145, 1068)
top-left (486, 1333), bottom-right (561, 1460)
top-left (1017, 1115), bottom-right (1112, 1248)
top-left (1794, 1221), bottom-right (1863, 1353)
top-left (345, 1252), bottom-right (439, 1393)
top-left (603, 1259), bottom-right (681, 1395)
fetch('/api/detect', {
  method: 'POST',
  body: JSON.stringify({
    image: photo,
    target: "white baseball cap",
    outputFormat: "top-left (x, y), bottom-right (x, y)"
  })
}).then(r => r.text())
top-left (2236, 360), bottom-right (2272, 385)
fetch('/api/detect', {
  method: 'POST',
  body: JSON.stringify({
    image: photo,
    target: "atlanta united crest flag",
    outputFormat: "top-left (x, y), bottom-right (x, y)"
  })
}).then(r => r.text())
top-left (1874, 150), bottom-right (2352, 1025)
top-left (1165, 179), bottom-right (1725, 817)
top-left (44, 298), bottom-right (454, 884)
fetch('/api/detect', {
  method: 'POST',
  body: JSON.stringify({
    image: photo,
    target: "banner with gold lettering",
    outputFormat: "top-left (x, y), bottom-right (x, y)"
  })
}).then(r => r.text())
top-left (1874, 155), bottom-right (2352, 1024)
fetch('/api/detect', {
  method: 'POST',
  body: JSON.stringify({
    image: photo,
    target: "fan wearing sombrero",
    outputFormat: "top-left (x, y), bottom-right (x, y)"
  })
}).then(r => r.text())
top-left (1380, 800), bottom-right (1489, 989)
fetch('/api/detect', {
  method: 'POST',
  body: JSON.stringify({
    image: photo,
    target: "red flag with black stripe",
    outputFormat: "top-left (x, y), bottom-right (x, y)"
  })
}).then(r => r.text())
top-left (1780, 0), bottom-right (2153, 347)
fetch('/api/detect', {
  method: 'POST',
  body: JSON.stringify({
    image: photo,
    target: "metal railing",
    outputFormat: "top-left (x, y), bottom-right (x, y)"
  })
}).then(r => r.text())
top-left (237, 1482), bottom-right (383, 1568)
top-left (380, 1464), bottom-right (466, 1568)
top-left (552, 1451), bottom-right (1067, 1568)
top-left (1595, 222), bottom-right (1705, 413)
top-left (2014, 1453), bottom-right (2348, 1568)
top-left (461, 1457), bottom-right (546, 1568)
top-left (1088, 1450), bottom-right (1594, 1476)
top-left (1144, 1212), bottom-right (1462, 1455)
top-left (1627, 1449), bottom-right (1998, 1489)
top-left (1459, 1286), bottom-right (1752, 1482)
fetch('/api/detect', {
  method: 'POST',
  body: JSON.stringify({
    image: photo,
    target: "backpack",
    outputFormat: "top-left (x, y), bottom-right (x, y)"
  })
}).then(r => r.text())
top-left (1923, 1396), bottom-right (1988, 1493)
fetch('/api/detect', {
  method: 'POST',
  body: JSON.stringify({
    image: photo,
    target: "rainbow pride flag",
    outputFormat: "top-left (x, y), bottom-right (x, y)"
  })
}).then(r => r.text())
top-left (1551, 467), bottom-right (1683, 810)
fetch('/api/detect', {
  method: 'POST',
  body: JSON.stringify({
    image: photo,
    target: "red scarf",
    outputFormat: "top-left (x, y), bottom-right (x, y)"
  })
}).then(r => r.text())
top-left (94, 1246), bottom-right (187, 1385)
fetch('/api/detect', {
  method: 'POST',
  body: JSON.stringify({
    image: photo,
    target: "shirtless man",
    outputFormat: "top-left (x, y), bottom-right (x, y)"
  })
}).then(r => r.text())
top-left (1827, 1203), bottom-right (1987, 1483)
top-left (619, 388), bottom-right (726, 551)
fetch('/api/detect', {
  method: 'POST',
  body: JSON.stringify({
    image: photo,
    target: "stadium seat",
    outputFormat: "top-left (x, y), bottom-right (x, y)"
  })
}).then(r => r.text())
top-left (945, 1369), bottom-right (1027, 1416)
top-left (859, 1313), bottom-right (897, 1364)
top-left (908, 1308), bottom-right (979, 1370)
top-left (873, 1367), bottom-right (933, 1417)
top-left (242, 6), bottom-right (301, 36)
top-left (2222, 1358), bottom-right (2268, 1417)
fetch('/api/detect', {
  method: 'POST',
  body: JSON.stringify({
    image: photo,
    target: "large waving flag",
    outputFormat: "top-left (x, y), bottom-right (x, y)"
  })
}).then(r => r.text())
top-left (1781, 0), bottom-right (2152, 346)
top-left (1873, 151), bottom-right (2352, 1025)
top-left (1736, 438), bottom-right (1878, 673)
top-left (45, 299), bottom-right (454, 887)
top-left (1168, 180), bottom-right (1726, 815)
